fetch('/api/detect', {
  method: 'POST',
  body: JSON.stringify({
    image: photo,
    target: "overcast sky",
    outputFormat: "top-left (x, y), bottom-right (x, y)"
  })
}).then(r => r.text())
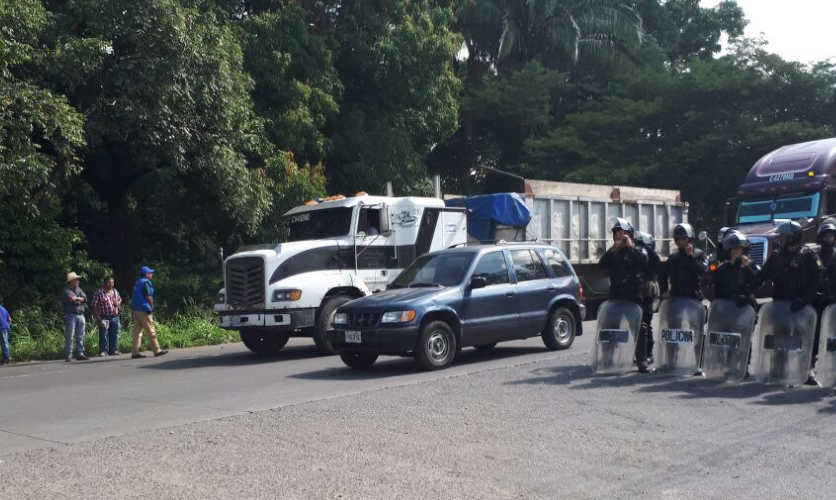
top-left (702, 0), bottom-right (835, 63)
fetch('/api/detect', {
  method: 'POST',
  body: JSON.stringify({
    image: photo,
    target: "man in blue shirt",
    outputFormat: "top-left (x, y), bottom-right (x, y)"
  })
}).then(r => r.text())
top-left (131, 266), bottom-right (168, 359)
top-left (0, 296), bottom-right (12, 365)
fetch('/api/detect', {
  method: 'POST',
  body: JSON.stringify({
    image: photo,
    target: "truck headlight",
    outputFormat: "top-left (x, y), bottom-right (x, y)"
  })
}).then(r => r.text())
top-left (333, 313), bottom-right (348, 325)
top-left (381, 310), bottom-right (417, 324)
top-left (215, 292), bottom-right (225, 304)
top-left (272, 289), bottom-right (302, 302)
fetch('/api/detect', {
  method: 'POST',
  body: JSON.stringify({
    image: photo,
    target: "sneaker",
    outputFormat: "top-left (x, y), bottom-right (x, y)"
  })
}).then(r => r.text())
top-left (154, 350), bottom-right (169, 357)
top-left (132, 353), bottom-right (147, 359)
top-left (75, 355), bottom-right (90, 361)
top-left (65, 357), bottom-right (72, 362)
top-left (638, 360), bottom-right (650, 373)
top-left (805, 370), bottom-right (820, 387)
top-left (108, 351), bottom-right (121, 356)
top-left (99, 352), bottom-right (108, 357)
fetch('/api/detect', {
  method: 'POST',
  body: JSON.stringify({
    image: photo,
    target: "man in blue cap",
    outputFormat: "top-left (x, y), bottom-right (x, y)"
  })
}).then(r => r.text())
top-left (130, 266), bottom-right (168, 359)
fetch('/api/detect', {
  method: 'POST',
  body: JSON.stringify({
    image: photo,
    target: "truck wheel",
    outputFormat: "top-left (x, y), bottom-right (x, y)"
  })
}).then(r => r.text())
top-left (542, 307), bottom-right (576, 351)
top-left (414, 321), bottom-right (457, 371)
top-left (312, 295), bottom-right (353, 355)
top-left (474, 342), bottom-right (497, 351)
top-left (240, 329), bottom-right (289, 355)
top-left (339, 352), bottom-right (378, 369)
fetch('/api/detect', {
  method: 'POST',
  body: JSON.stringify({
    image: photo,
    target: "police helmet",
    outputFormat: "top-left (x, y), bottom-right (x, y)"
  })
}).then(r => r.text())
top-left (776, 221), bottom-right (803, 246)
top-left (634, 231), bottom-right (656, 252)
top-left (610, 217), bottom-right (634, 238)
top-left (723, 231), bottom-right (750, 251)
top-left (717, 227), bottom-right (731, 245)
top-left (673, 223), bottom-right (696, 241)
top-left (818, 218), bottom-right (836, 243)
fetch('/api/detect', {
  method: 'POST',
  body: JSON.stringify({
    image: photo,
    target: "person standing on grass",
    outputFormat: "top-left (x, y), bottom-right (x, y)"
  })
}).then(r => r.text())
top-left (91, 276), bottom-right (123, 357)
top-left (130, 266), bottom-right (168, 359)
top-left (61, 272), bottom-right (89, 362)
top-left (0, 296), bottom-right (12, 365)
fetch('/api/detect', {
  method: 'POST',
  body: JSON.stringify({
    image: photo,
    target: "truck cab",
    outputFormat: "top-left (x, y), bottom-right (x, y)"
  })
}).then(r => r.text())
top-left (214, 194), bottom-right (467, 355)
top-left (730, 138), bottom-right (836, 266)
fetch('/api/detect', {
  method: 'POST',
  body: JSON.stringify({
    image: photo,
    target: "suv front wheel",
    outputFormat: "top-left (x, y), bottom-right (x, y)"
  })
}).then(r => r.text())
top-left (414, 321), bottom-right (457, 371)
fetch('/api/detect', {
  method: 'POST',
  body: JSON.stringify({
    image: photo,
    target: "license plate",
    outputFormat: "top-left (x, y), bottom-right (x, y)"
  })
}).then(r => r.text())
top-left (345, 331), bottom-right (362, 344)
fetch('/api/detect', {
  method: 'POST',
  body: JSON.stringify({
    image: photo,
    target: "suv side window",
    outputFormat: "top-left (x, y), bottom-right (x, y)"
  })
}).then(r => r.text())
top-left (541, 248), bottom-right (572, 278)
top-left (472, 252), bottom-right (510, 286)
top-left (510, 249), bottom-right (548, 282)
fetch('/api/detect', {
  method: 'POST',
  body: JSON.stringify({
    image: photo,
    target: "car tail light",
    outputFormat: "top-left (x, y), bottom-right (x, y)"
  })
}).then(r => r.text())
top-left (578, 282), bottom-right (584, 302)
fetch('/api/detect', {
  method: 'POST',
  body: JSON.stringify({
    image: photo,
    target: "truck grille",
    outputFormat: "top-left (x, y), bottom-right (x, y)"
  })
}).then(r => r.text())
top-left (347, 313), bottom-right (381, 328)
top-left (749, 239), bottom-right (767, 266)
top-left (225, 257), bottom-right (264, 307)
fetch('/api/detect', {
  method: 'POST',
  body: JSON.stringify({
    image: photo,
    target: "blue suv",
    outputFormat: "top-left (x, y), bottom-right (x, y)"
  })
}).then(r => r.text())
top-left (329, 244), bottom-right (585, 370)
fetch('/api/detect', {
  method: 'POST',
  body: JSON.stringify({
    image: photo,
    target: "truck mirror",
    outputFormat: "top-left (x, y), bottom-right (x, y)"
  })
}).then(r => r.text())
top-left (379, 205), bottom-right (392, 234)
top-left (698, 231), bottom-right (708, 242)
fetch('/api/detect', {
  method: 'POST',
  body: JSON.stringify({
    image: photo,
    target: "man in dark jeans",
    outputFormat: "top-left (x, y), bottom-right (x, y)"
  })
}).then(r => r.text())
top-left (598, 218), bottom-right (650, 372)
top-left (91, 276), bottom-right (123, 356)
top-left (61, 272), bottom-right (89, 362)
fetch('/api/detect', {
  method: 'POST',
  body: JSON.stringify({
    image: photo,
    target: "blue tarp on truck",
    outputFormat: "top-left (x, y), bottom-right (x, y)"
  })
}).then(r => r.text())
top-left (445, 193), bottom-right (532, 244)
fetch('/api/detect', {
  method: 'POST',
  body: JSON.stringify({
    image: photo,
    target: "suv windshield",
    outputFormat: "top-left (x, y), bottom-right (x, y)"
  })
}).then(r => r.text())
top-left (285, 207), bottom-right (353, 242)
top-left (737, 193), bottom-right (820, 224)
top-left (390, 253), bottom-right (474, 288)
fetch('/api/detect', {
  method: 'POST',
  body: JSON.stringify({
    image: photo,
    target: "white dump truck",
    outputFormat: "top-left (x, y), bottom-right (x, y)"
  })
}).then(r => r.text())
top-left (214, 194), bottom-right (468, 355)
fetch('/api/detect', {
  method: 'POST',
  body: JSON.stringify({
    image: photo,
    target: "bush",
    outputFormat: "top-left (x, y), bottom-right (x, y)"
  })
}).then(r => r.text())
top-left (6, 305), bottom-right (239, 362)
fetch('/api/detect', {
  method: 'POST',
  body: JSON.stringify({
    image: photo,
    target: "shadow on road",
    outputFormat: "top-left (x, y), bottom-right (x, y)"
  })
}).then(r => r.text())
top-left (289, 345), bottom-right (549, 381)
top-left (510, 363), bottom-right (836, 407)
top-left (137, 344), bottom-right (326, 370)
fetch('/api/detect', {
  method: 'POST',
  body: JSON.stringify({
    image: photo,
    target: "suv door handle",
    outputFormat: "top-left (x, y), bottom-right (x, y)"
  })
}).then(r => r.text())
top-left (506, 291), bottom-right (515, 297)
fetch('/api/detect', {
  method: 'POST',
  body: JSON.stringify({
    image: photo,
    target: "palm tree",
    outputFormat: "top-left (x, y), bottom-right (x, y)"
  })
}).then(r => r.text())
top-left (459, 0), bottom-right (644, 73)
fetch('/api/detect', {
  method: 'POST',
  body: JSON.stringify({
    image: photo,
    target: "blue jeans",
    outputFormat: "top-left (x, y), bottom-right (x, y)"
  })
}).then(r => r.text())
top-left (64, 314), bottom-right (86, 358)
top-left (98, 316), bottom-right (121, 354)
top-left (0, 329), bottom-right (9, 360)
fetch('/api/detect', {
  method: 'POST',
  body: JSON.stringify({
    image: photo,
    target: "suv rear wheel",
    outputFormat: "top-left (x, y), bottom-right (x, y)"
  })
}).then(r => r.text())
top-left (414, 321), bottom-right (457, 371)
top-left (542, 306), bottom-right (576, 351)
top-left (240, 329), bottom-right (289, 355)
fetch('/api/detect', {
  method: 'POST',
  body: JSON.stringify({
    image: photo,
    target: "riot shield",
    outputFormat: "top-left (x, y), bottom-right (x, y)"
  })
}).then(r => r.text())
top-left (591, 300), bottom-right (642, 374)
top-left (753, 300), bottom-right (816, 386)
top-left (655, 298), bottom-right (707, 376)
top-left (816, 304), bottom-right (836, 387)
top-left (702, 299), bottom-right (756, 382)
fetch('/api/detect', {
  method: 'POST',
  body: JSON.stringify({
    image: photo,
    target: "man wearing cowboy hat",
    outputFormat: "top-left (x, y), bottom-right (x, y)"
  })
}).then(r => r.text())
top-left (61, 272), bottom-right (89, 362)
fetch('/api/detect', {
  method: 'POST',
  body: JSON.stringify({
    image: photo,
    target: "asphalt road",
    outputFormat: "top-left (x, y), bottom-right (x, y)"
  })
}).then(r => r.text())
top-left (2, 319), bottom-right (836, 499)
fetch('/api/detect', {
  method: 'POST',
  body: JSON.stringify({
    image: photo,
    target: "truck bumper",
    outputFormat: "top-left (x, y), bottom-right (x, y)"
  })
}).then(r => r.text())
top-left (328, 326), bottom-right (420, 354)
top-left (217, 308), bottom-right (316, 330)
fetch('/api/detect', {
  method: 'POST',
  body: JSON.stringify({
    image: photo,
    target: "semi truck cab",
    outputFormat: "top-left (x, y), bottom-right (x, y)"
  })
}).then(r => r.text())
top-left (729, 138), bottom-right (836, 266)
top-left (214, 194), bottom-right (467, 355)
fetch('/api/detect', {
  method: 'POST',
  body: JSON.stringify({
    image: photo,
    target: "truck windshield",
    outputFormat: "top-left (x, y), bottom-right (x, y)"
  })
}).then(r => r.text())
top-left (286, 207), bottom-right (353, 242)
top-left (737, 193), bottom-right (820, 224)
top-left (390, 253), bottom-right (474, 289)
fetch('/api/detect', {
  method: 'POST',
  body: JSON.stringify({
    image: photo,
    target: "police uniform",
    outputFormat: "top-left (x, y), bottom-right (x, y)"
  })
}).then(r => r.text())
top-left (659, 248), bottom-right (707, 300)
top-left (711, 259), bottom-right (759, 309)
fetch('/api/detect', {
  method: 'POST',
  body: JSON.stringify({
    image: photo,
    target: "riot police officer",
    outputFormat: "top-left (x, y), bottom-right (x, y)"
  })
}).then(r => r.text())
top-left (755, 221), bottom-right (821, 384)
top-left (598, 218), bottom-right (651, 372)
top-left (757, 221), bottom-right (820, 309)
top-left (635, 231), bottom-right (661, 366)
top-left (814, 218), bottom-right (836, 310)
top-left (659, 223), bottom-right (707, 300)
top-left (711, 232), bottom-right (758, 309)
top-left (716, 227), bottom-right (733, 263)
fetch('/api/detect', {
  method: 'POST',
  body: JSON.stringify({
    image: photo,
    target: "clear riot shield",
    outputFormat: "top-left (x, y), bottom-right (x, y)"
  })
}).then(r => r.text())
top-left (753, 300), bottom-right (817, 386)
top-left (655, 298), bottom-right (707, 376)
top-left (591, 300), bottom-right (642, 374)
top-left (816, 304), bottom-right (836, 387)
top-left (702, 299), bottom-right (756, 382)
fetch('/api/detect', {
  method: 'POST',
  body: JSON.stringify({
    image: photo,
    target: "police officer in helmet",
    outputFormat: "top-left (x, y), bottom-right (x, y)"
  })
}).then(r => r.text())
top-left (755, 220), bottom-right (821, 384)
top-left (711, 232), bottom-right (758, 310)
top-left (598, 218), bottom-right (652, 372)
top-left (814, 218), bottom-right (836, 310)
top-left (659, 223), bottom-right (707, 301)
top-left (635, 231), bottom-right (661, 366)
